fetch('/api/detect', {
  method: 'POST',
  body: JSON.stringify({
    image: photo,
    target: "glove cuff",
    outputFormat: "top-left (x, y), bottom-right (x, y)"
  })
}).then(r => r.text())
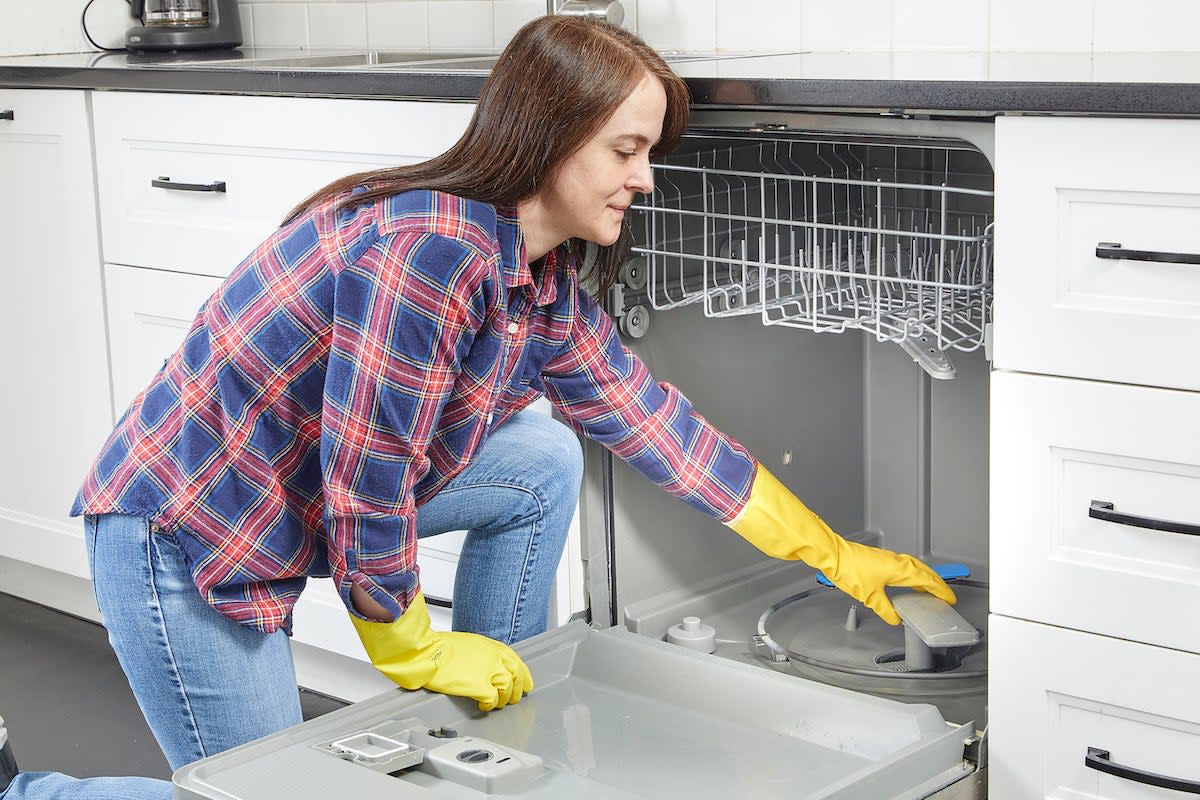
top-left (350, 591), bottom-right (440, 674)
top-left (727, 465), bottom-right (838, 566)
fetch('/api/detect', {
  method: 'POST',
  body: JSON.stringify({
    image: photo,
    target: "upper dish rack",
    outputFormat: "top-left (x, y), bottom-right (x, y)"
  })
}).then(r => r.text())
top-left (624, 130), bottom-right (995, 379)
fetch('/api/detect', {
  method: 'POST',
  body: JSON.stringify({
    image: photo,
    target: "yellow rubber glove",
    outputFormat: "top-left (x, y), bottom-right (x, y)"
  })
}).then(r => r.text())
top-left (729, 466), bottom-right (957, 625)
top-left (350, 591), bottom-right (533, 711)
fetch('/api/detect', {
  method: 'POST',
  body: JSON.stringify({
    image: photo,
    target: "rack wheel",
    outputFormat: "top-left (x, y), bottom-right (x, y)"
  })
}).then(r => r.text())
top-left (620, 304), bottom-right (651, 339)
top-left (619, 255), bottom-right (648, 290)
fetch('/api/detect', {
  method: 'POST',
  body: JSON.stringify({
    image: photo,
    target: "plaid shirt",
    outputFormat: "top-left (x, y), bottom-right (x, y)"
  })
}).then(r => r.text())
top-left (72, 190), bottom-right (757, 633)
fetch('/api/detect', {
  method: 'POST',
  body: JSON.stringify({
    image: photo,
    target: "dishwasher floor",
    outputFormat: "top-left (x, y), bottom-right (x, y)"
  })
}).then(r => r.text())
top-left (0, 592), bottom-right (346, 781)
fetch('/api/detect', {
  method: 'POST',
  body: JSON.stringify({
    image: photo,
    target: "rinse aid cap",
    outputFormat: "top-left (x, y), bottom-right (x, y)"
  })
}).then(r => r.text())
top-left (667, 616), bottom-right (716, 653)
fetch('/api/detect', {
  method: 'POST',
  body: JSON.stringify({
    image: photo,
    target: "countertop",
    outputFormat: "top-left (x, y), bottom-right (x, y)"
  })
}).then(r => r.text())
top-left (2, 48), bottom-right (1200, 115)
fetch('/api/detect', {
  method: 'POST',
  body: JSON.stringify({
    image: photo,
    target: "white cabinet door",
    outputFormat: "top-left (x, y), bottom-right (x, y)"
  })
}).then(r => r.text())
top-left (0, 90), bottom-right (112, 581)
top-left (990, 370), bottom-right (1200, 653)
top-left (989, 615), bottom-right (1200, 799)
top-left (104, 264), bottom-right (225, 417)
top-left (993, 116), bottom-right (1200, 391)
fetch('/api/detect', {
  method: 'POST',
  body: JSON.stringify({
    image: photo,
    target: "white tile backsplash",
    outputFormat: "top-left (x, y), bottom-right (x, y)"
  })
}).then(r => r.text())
top-left (991, 0), bottom-right (1092, 52)
top-left (638, 0), bottom-right (717, 51)
top-left (251, 3), bottom-right (309, 48)
top-left (1093, 0), bottom-right (1200, 52)
top-left (10, 0), bottom-right (1196, 60)
top-left (891, 51), bottom-right (988, 79)
top-left (428, 1), bottom-right (494, 50)
top-left (307, 3), bottom-right (368, 49)
top-left (799, 0), bottom-right (892, 51)
top-left (365, 2), bottom-right (429, 50)
top-left (714, 0), bottom-right (802, 52)
top-left (892, 0), bottom-right (989, 52)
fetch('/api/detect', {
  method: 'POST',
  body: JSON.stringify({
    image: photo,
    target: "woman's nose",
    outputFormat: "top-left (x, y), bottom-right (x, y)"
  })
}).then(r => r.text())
top-left (628, 155), bottom-right (654, 194)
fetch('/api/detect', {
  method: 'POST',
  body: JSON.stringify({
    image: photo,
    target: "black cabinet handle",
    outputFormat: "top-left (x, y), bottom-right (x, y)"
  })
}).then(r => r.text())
top-left (151, 176), bottom-right (227, 193)
top-left (424, 594), bottom-right (453, 609)
top-left (1096, 242), bottom-right (1200, 265)
top-left (1086, 747), bottom-right (1200, 794)
top-left (1089, 500), bottom-right (1200, 537)
top-left (0, 110), bottom-right (13, 121)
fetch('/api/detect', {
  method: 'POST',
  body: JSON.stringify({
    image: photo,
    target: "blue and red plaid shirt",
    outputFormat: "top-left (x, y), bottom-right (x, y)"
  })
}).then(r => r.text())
top-left (72, 189), bottom-right (757, 633)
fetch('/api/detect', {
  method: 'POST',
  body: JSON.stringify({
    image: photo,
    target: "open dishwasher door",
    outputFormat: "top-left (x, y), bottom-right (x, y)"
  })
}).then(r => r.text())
top-left (174, 621), bottom-right (974, 800)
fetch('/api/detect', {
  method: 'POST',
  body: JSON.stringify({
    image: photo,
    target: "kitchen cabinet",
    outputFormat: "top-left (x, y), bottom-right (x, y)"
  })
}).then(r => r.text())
top-left (0, 89), bottom-right (111, 587)
top-left (989, 115), bottom-right (1200, 797)
top-left (992, 116), bottom-right (1200, 391)
top-left (989, 616), bottom-right (1200, 798)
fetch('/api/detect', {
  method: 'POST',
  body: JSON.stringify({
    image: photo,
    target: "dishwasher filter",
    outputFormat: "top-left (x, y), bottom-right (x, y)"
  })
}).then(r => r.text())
top-left (758, 582), bottom-right (988, 727)
top-left (174, 623), bottom-right (974, 799)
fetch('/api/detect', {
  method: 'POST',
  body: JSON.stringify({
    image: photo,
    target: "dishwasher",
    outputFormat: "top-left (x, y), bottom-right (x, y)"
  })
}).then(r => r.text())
top-left (175, 110), bottom-right (997, 800)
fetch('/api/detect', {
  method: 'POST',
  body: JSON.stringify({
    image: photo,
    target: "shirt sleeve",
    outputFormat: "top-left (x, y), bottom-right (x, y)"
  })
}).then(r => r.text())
top-left (541, 287), bottom-right (757, 522)
top-left (321, 231), bottom-right (491, 621)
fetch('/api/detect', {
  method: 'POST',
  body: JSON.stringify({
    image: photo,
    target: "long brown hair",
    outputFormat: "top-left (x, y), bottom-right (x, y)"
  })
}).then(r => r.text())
top-left (285, 16), bottom-right (690, 293)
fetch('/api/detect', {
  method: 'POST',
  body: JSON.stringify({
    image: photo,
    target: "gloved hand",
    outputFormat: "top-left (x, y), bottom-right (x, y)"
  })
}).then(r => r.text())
top-left (350, 591), bottom-right (533, 711)
top-left (728, 466), bottom-right (956, 625)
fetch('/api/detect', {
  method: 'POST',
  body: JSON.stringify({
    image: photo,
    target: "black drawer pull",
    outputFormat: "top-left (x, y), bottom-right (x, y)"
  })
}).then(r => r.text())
top-left (424, 594), bottom-right (453, 609)
top-left (1089, 500), bottom-right (1200, 537)
top-left (0, 110), bottom-right (13, 121)
top-left (1086, 747), bottom-right (1200, 794)
top-left (151, 176), bottom-right (227, 193)
top-left (1096, 242), bottom-right (1200, 265)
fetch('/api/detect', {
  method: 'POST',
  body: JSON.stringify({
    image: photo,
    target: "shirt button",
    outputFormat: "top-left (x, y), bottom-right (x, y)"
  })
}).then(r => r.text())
top-left (507, 321), bottom-right (519, 334)
top-left (487, 413), bottom-right (495, 425)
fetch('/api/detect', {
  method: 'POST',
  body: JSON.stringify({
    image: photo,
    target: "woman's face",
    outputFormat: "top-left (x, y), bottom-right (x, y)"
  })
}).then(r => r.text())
top-left (539, 73), bottom-right (666, 248)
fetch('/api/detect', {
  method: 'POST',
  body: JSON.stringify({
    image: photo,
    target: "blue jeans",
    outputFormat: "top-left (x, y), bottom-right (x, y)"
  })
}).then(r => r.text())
top-left (3, 408), bottom-right (581, 800)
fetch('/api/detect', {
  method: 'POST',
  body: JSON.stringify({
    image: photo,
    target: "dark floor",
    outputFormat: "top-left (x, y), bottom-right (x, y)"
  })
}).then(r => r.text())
top-left (0, 592), bottom-right (346, 780)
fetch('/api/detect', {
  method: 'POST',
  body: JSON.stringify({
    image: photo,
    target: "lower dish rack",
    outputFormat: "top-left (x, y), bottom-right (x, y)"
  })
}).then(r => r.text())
top-left (625, 129), bottom-right (995, 379)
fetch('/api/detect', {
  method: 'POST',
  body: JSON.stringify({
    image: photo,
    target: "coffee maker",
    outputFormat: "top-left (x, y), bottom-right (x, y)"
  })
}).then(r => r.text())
top-left (126, 0), bottom-right (243, 51)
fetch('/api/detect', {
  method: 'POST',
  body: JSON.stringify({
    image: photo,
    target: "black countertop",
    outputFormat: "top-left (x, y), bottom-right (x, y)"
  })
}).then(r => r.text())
top-left (3, 48), bottom-right (1200, 116)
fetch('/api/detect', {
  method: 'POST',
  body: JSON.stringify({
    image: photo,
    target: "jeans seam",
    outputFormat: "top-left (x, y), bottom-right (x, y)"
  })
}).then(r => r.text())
top-left (434, 480), bottom-right (545, 642)
top-left (145, 529), bottom-right (206, 767)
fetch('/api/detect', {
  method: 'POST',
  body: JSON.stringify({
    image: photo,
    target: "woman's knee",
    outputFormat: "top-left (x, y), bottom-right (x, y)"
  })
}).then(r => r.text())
top-left (522, 413), bottom-right (584, 498)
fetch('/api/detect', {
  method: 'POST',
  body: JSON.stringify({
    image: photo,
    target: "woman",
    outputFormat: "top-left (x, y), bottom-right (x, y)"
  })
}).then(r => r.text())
top-left (2, 15), bottom-right (954, 800)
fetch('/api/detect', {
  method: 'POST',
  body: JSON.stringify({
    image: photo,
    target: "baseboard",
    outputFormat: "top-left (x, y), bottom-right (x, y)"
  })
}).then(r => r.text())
top-left (0, 556), bottom-right (100, 623)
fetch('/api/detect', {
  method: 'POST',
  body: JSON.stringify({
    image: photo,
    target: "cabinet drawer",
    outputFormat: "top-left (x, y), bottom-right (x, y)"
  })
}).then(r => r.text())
top-left (93, 91), bottom-right (474, 278)
top-left (990, 370), bottom-right (1200, 653)
top-left (989, 616), bottom-right (1200, 799)
top-left (994, 116), bottom-right (1200, 391)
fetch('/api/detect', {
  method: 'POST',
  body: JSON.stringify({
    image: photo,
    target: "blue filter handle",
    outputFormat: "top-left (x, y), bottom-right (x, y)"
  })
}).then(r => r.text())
top-left (816, 562), bottom-right (971, 588)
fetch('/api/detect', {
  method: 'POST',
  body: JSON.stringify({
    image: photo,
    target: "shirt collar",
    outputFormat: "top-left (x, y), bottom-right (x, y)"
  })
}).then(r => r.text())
top-left (495, 207), bottom-right (560, 307)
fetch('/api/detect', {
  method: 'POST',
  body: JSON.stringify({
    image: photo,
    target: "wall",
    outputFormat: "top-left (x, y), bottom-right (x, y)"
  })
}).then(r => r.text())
top-left (5, 0), bottom-right (1200, 58)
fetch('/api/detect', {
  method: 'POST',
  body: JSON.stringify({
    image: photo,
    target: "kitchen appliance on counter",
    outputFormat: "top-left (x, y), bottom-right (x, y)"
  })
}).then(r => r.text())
top-left (126, 0), bottom-right (242, 52)
top-left (172, 110), bottom-right (998, 799)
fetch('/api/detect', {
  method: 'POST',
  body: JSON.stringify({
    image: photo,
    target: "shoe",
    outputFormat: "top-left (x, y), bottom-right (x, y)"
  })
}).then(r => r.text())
top-left (0, 715), bottom-right (17, 794)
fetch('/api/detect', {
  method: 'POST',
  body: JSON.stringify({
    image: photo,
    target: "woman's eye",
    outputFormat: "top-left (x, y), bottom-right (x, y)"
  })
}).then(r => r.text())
top-left (617, 150), bottom-right (636, 159)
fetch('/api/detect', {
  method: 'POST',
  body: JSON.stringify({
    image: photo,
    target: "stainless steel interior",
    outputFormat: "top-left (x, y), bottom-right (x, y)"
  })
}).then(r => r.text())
top-left (586, 116), bottom-right (996, 732)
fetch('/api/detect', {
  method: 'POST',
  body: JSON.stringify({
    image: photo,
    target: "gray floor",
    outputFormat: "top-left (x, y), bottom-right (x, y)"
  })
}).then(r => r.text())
top-left (0, 592), bottom-right (346, 781)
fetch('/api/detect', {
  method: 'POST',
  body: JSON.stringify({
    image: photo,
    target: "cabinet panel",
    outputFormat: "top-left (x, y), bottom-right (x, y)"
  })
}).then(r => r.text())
top-left (104, 263), bottom-right (224, 416)
top-left (994, 116), bottom-right (1200, 391)
top-left (93, 92), bottom-right (474, 278)
top-left (989, 615), bottom-right (1200, 799)
top-left (990, 370), bottom-right (1200, 653)
top-left (0, 89), bottom-right (111, 579)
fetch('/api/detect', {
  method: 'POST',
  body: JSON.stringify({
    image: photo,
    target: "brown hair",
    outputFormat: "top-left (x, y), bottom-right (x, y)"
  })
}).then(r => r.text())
top-left (285, 16), bottom-right (690, 293)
